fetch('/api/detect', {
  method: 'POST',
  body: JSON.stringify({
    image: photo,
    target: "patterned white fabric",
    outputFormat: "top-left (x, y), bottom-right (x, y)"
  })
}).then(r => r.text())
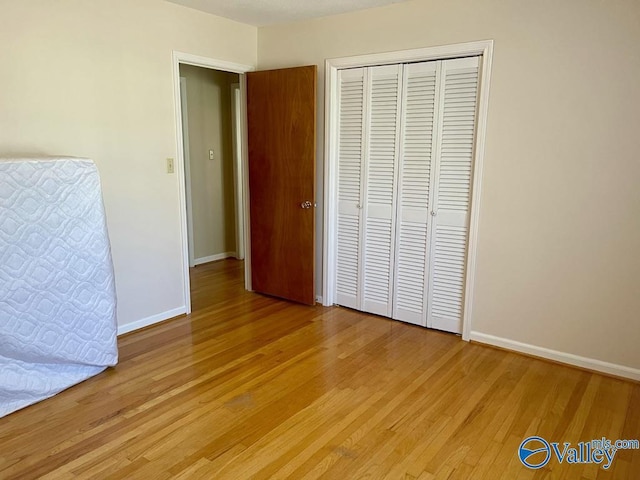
top-left (0, 157), bottom-right (118, 417)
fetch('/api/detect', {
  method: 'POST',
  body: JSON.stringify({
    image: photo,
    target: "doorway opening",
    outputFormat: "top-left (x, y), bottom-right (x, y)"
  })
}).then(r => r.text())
top-left (179, 66), bottom-right (240, 267)
top-left (179, 65), bottom-right (242, 309)
top-left (172, 52), bottom-right (254, 314)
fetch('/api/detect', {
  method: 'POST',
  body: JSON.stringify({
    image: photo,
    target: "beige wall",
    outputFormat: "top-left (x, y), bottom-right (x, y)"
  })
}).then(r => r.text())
top-left (257, 0), bottom-right (640, 370)
top-left (1, 0), bottom-right (638, 372)
top-left (180, 65), bottom-right (238, 261)
top-left (0, 0), bottom-right (257, 328)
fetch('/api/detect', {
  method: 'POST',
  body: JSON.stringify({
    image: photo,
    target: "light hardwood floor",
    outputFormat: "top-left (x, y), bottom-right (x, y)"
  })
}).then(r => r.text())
top-left (1, 259), bottom-right (638, 479)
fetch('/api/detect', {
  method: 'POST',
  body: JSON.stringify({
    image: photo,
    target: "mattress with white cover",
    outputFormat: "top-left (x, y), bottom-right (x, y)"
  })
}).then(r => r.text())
top-left (0, 157), bottom-right (118, 417)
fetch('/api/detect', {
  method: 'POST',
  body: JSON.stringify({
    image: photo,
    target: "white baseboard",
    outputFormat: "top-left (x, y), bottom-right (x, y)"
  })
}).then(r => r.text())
top-left (193, 252), bottom-right (237, 266)
top-left (469, 332), bottom-right (640, 381)
top-left (194, 252), bottom-right (237, 265)
top-left (117, 307), bottom-right (187, 336)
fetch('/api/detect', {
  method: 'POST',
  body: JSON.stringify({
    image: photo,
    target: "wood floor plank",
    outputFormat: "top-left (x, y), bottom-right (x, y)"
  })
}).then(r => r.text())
top-left (0, 259), bottom-right (638, 479)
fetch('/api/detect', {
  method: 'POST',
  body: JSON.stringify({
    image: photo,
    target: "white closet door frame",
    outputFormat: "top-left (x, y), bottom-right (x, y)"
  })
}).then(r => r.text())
top-left (323, 40), bottom-right (493, 341)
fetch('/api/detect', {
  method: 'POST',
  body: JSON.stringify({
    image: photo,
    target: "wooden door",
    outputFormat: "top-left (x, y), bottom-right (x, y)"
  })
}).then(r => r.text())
top-left (247, 65), bottom-right (316, 305)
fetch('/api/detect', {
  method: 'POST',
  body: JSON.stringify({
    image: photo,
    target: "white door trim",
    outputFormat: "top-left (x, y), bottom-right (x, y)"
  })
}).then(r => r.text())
top-left (322, 40), bottom-right (494, 341)
top-left (239, 73), bottom-right (252, 291)
top-left (179, 77), bottom-right (195, 268)
top-left (230, 83), bottom-right (245, 261)
top-left (172, 51), bottom-right (255, 314)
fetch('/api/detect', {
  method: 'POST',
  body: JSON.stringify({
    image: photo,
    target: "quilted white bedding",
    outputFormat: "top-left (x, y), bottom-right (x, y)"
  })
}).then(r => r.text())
top-left (0, 157), bottom-right (118, 417)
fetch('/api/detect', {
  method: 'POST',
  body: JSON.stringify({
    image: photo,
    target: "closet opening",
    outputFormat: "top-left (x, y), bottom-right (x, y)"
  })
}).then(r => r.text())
top-left (322, 41), bottom-right (493, 341)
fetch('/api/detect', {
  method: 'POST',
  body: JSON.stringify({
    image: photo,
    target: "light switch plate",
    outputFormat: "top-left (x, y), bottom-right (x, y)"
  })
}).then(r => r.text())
top-left (167, 158), bottom-right (175, 173)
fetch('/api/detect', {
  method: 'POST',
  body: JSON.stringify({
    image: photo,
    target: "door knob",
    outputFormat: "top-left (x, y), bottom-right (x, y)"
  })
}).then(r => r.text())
top-left (300, 201), bottom-right (312, 209)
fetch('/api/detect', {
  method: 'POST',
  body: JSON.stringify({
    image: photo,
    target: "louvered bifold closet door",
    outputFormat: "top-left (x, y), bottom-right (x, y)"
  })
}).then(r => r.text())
top-left (336, 68), bottom-right (366, 309)
top-left (427, 56), bottom-right (480, 333)
top-left (362, 64), bottom-right (403, 317)
top-left (392, 62), bottom-right (439, 326)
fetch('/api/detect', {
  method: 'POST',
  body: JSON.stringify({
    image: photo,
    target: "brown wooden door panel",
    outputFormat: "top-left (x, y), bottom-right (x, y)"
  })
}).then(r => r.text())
top-left (247, 65), bottom-right (316, 305)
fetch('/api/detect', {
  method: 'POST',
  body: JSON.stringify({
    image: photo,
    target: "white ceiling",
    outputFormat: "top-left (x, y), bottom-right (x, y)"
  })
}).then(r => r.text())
top-left (166, 0), bottom-right (410, 26)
